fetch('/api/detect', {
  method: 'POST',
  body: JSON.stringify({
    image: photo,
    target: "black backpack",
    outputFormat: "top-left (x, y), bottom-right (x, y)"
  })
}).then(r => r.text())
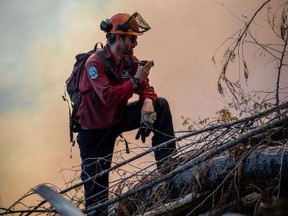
top-left (63, 42), bottom-right (104, 145)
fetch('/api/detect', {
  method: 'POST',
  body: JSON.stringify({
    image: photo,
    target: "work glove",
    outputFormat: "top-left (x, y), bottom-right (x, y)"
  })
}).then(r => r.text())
top-left (135, 112), bottom-right (157, 143)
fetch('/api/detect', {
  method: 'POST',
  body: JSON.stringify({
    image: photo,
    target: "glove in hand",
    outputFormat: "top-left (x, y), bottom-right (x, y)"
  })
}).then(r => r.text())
top-left (135, 112), bottom-right (157, 143)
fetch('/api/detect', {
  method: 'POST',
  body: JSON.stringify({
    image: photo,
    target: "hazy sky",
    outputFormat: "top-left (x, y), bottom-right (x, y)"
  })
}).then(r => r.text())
top-left (0, 0), bottom-right (285, 208)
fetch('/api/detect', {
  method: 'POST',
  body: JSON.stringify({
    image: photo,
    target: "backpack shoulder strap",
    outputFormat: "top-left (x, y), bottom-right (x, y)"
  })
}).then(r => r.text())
top-left (96, 50), bottom-right (121, 82)
top-left (125, 55), bottom-right (133, 75)
top-left (93, 42), bottom-right (104, 51)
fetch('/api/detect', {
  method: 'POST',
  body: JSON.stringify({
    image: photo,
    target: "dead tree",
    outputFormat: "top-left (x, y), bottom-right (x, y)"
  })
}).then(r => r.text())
top-left (214, 0), bottom-right (288, 109)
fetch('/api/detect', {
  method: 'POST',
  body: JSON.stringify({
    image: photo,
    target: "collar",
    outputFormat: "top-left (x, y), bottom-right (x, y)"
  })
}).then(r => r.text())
top-left (103, 44), bottom-right (113, 59)
top-left (103, 44), bottom-right (131, 66)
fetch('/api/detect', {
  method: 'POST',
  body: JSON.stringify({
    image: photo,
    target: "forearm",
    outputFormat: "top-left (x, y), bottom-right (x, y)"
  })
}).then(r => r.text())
top-left (141, 97), bottom-right (154, 114)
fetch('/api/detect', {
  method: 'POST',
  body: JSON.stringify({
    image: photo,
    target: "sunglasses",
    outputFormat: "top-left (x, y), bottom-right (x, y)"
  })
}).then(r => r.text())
top-left (123, 35), bottom-right (137, 43)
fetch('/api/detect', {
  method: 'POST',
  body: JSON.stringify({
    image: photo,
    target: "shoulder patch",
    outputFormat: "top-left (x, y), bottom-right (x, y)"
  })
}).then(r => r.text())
top-left (88, 66), bottom-right (98, 79)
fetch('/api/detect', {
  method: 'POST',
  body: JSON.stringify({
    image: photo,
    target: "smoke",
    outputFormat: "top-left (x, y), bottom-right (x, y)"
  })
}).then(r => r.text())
top-left (0, 0), bottom-right (279, 207)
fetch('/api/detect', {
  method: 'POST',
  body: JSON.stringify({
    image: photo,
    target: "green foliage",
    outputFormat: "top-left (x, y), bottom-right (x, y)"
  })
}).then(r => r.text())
top-left (180, 97), bottom-right (274, 131)
top-left (216, 108), bottom-right (238, 123)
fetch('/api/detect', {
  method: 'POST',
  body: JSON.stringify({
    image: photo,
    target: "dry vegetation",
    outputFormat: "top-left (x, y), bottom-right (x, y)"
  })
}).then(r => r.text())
top-left (1, 0), bottom-right (288, 215)
top-left (1, 101), bottom-right (288, 216)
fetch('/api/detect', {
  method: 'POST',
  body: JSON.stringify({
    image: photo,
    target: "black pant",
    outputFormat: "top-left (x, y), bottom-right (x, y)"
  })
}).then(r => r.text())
top-left (77, 97), bottom-right (176, 215)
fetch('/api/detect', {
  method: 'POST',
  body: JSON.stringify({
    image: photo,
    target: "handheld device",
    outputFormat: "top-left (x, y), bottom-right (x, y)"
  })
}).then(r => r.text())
top-left (139, 60), bottom-right (154, 67)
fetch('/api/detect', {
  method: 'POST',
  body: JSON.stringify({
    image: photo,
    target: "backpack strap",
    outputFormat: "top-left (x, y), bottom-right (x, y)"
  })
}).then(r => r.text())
top-left (96, 50), bottom-right (121, 83)
top-left (95, 50), bottom-right (132, 154)
top-left (93, 42), bottom-right (104, 51)
top-left (125, 55), bottom-right (133, 77)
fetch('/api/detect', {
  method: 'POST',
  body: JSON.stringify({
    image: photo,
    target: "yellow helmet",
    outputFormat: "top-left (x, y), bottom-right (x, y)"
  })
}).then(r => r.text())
top-left (100, 12), bottom-right (151, 36)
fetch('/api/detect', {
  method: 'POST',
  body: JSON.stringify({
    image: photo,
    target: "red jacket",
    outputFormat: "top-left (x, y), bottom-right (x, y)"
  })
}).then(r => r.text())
top-left (77, 45), bottom-right (158, 129)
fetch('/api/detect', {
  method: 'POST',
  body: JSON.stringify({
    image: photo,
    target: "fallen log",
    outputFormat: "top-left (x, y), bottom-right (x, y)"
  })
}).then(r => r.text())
top-left (116, 144), bottom-right (288, 215)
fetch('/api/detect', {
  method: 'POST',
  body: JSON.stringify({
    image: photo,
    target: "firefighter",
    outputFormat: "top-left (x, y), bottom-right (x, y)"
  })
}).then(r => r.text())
top-left (76, 12), bottom-right (176, 215)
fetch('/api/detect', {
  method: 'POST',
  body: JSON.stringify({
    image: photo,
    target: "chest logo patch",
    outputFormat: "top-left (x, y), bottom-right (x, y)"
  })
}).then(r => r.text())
top-left (121, 70), bottom-right (131, 79)
top-left (88, 66), bottom-right (98, 79)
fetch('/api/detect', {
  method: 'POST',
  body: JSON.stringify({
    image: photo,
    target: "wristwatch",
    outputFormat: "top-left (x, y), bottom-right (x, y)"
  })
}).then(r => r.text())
top-left (132, 77), bottom-right (140, 88)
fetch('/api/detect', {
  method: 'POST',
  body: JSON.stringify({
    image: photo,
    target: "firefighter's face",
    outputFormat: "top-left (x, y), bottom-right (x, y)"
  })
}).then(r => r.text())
top-left (118, 35), bottom-right (137, 55)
